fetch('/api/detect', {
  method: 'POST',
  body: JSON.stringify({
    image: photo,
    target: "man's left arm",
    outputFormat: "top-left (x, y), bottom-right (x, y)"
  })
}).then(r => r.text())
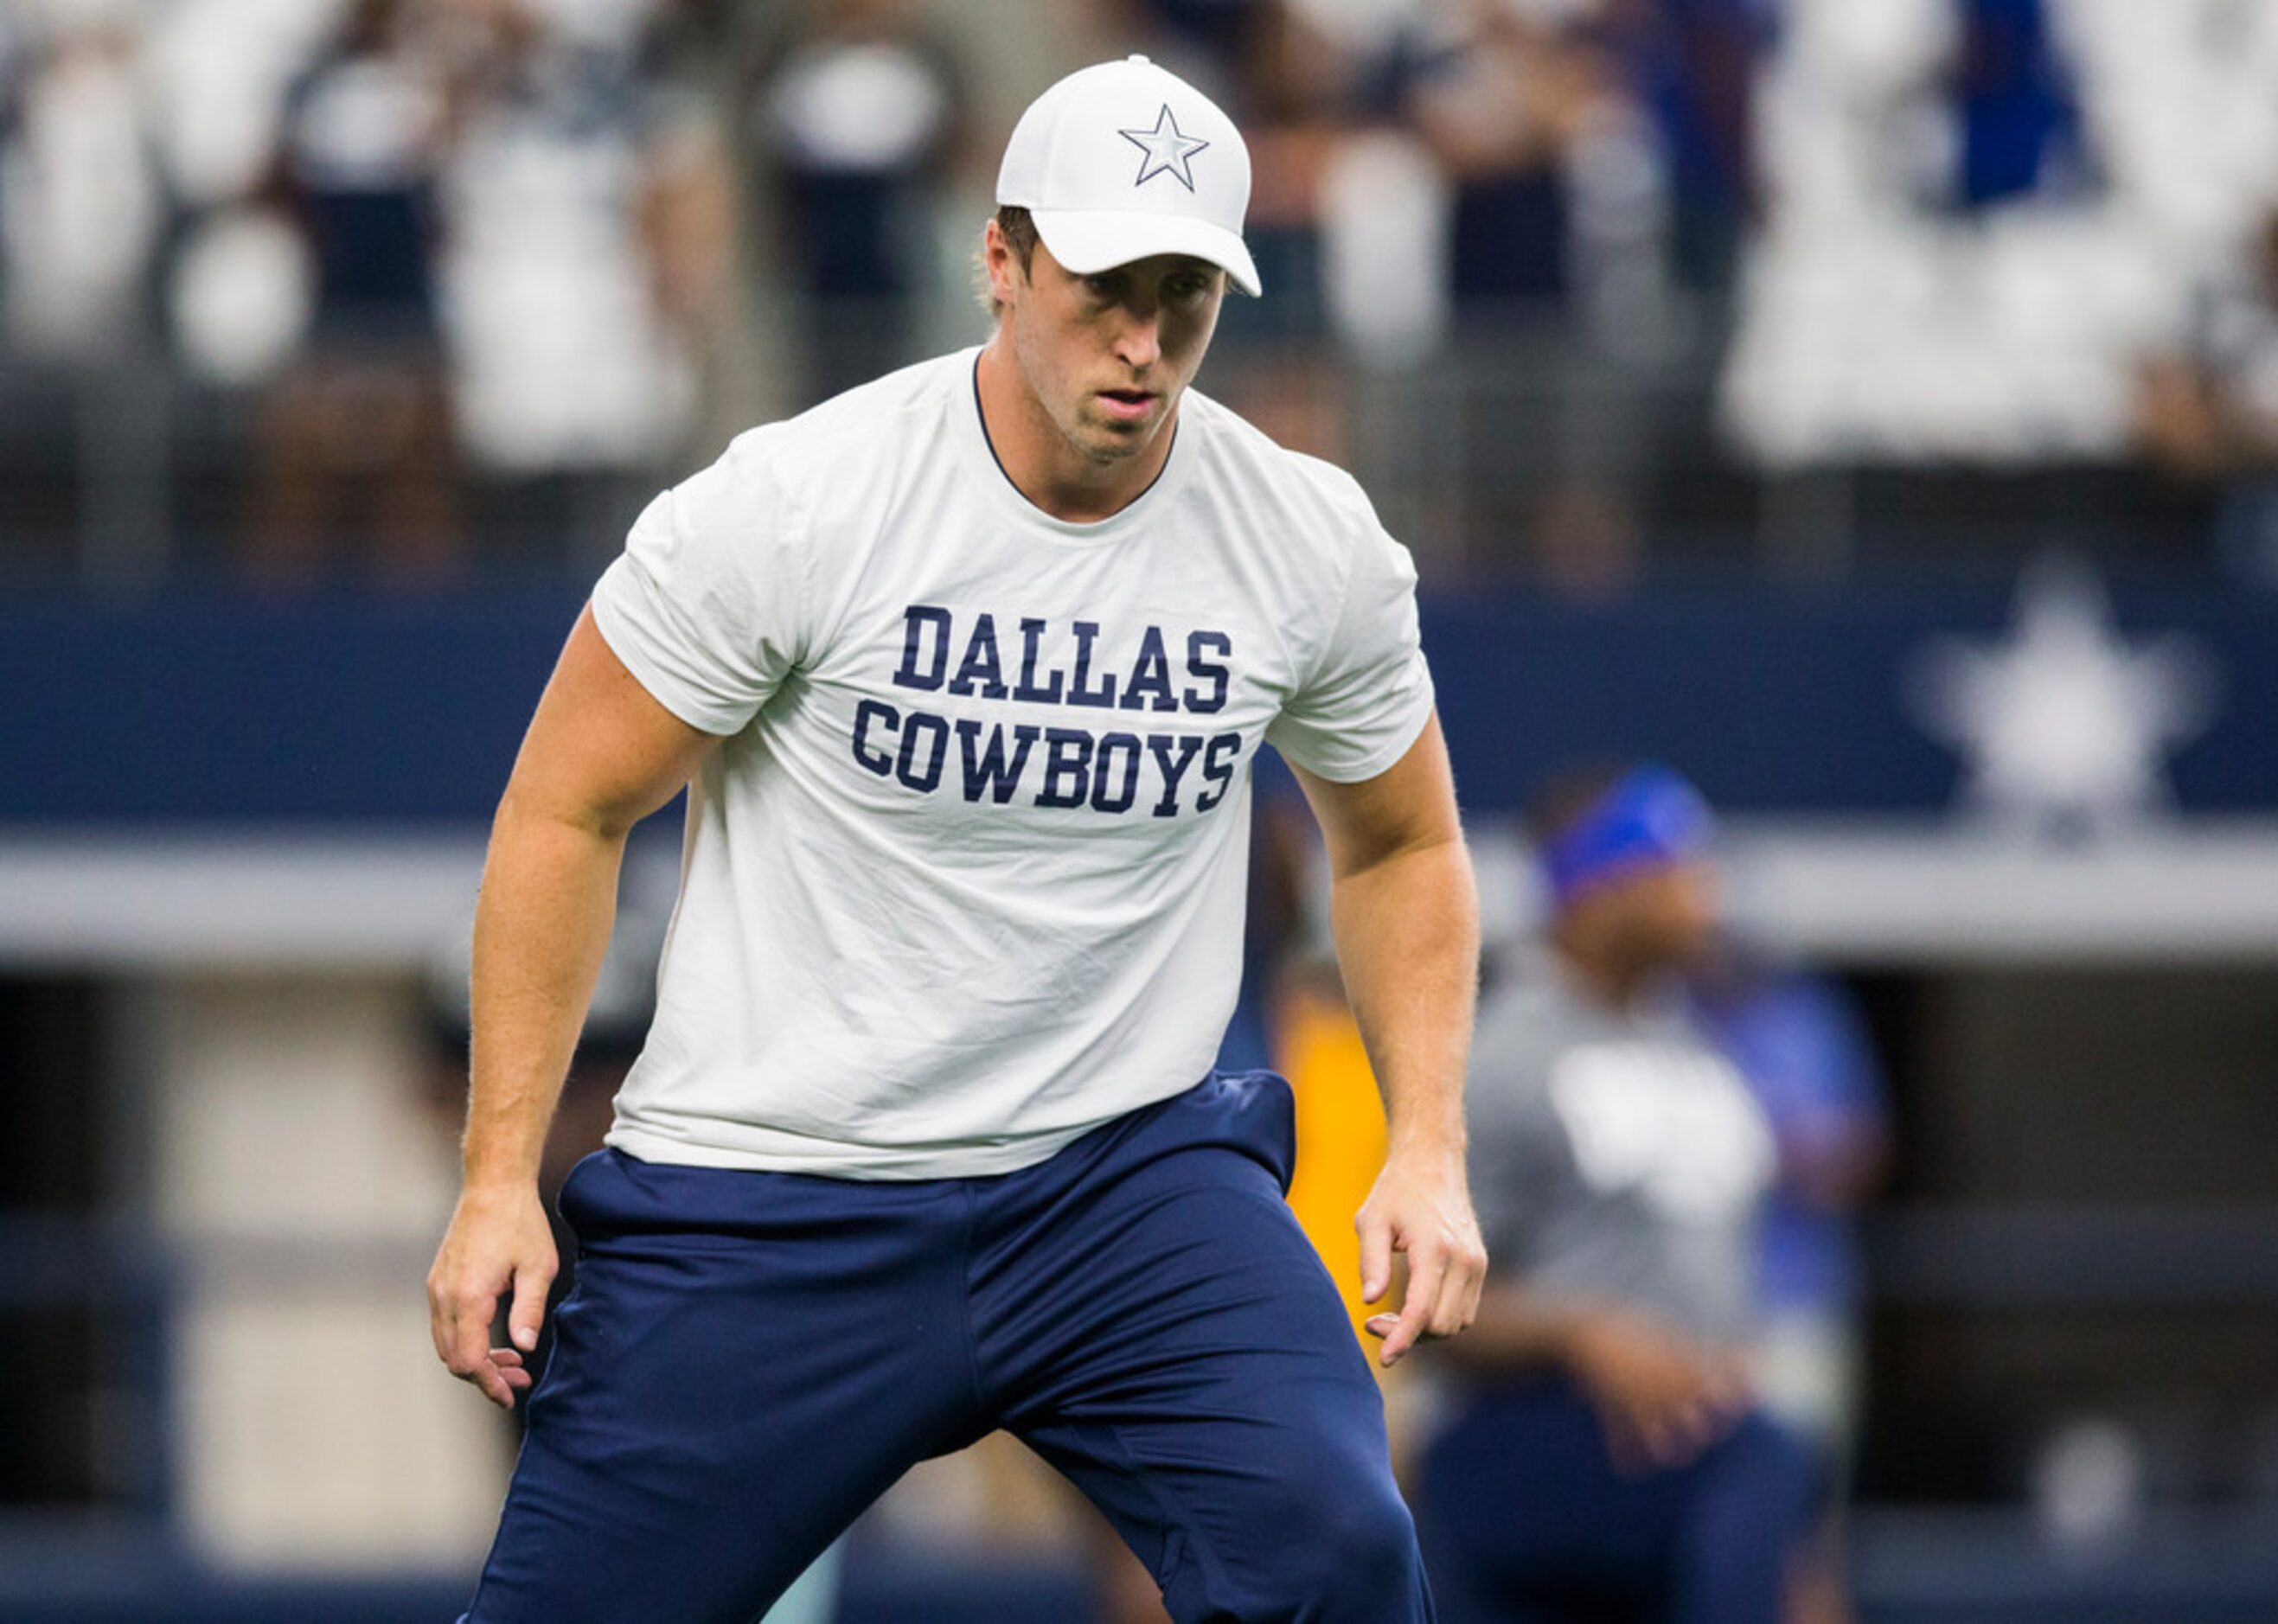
top-left (1288, 713), bottom-right (1485, 1366)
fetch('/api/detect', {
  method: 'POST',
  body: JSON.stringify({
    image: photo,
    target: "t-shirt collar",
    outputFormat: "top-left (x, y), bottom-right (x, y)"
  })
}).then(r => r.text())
top-left (949, 348), bottom-right (1198, 544)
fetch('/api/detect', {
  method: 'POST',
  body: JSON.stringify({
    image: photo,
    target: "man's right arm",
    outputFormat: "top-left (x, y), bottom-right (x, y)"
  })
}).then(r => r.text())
top-left (426, 605), bottom-right (723, 1409)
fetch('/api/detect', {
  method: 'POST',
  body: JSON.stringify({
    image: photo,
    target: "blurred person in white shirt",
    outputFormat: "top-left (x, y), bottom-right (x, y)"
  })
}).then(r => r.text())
top-left (0, 9), bottom-right (161, 361)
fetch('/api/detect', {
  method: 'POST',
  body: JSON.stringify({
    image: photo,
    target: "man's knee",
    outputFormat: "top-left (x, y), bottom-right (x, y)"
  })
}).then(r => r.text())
top-left (1193, 1466), bottom-right (1426, 1621)
top-left (1315, 1477), bottom-right (1427, 1596)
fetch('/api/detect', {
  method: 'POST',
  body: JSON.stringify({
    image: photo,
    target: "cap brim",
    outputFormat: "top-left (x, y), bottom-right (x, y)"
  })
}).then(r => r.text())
top-left (1028, 208), bottom-right (1262, 297)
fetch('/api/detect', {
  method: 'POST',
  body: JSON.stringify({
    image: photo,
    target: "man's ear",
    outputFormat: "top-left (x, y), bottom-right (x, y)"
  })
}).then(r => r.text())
top-left (983, 219), bottom-right (1021, 309)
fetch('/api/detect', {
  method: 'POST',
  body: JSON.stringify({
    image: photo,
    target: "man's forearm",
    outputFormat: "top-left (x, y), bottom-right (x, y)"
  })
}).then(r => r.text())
top-left (1328, 834), bottom-right (1479, 1156)
top-left (461, 798), bottom-right (629, 1190)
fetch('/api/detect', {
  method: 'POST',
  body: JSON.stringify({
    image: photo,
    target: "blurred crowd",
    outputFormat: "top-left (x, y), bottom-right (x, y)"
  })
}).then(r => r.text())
top-left (6, 0), bottom-right (2278, 589)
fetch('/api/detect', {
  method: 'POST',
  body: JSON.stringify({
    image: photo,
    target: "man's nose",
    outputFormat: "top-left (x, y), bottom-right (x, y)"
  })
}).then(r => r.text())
top-left (1114, 305), bottom-right (1162, 370)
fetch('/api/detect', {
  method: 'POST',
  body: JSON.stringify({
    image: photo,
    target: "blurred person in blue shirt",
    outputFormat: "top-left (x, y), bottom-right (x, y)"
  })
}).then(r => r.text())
top-left (1416, 764), bottom-right (1827, 1623)
top-left (1950, 0), bottom-right (2095, 210)
top-left (1689, 952), bottom-right (1891, 1463)
top-left (1593, 0), bottom-right (1774, 297)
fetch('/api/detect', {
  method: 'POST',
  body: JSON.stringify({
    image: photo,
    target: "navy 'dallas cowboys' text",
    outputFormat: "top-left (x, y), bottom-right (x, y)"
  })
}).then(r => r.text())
top-left (858, 605), bottom-right (1242, 815)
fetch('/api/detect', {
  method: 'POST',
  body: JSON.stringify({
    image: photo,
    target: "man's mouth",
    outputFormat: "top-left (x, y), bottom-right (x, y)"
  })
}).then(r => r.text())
top-left (1096, 388), bottom-right (1157, 423)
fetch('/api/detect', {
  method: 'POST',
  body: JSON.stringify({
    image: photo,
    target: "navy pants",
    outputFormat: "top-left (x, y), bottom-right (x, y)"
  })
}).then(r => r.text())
top-left (1416, 1374), bottom-right (1822, 1624)
top-left (463, 1071), bottom-right (1433, 1623)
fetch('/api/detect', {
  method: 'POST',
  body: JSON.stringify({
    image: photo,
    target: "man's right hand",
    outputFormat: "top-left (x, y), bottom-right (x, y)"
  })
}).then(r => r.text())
top-left (427, 1184), bottom-right (559, 1410)
top-left (1563, 1308), bottom-right (1751, 1475)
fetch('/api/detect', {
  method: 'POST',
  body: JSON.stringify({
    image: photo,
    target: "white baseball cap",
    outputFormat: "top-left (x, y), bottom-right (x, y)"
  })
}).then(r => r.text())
top-left (996, 55), bottom-right (1261, 297)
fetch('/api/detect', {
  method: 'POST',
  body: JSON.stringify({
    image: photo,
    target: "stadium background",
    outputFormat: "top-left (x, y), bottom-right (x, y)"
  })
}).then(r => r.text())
top-left (3, 0), bottom-right (2277, 1619)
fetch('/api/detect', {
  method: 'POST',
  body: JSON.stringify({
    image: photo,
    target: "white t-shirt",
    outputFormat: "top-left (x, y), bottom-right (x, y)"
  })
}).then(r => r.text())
top-left (590, 348), bottom-right (1435, 1178)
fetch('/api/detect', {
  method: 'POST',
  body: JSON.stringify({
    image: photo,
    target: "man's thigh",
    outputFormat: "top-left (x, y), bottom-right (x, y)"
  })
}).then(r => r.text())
top-left (978, 1074), bottom-right (1431, 1623)
top-left (464, 1151), bottom-right (982, 1624)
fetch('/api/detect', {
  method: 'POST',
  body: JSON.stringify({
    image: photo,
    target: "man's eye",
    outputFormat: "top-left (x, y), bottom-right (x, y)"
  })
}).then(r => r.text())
top-left (1085, 275), bottom-right (1121, 298)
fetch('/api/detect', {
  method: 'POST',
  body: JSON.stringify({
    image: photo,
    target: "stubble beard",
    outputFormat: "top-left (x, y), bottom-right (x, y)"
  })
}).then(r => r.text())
top-left (1011, 314), bottom-right (1175, 470)
top-left (1073, 398), bottom-right (1164, 465)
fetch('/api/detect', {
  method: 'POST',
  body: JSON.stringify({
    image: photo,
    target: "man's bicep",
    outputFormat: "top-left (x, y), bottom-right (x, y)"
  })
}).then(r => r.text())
top-left (504, 604), bottom-right (727, 838)
top-left (1286, 712), bottom-right (1462, 879)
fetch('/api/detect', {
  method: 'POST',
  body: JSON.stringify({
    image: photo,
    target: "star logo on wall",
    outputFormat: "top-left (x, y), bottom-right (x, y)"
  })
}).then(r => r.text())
top-left (1119, 105), bottom-right (1209, 191)
top-left (1907, 554), bottom-right (2218, 838)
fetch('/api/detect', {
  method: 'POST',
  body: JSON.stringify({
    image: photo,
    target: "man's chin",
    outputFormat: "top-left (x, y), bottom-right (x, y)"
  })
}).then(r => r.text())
top-left (1076, 419), bottom-right (1159, 461)
top-left (1082, 402), bottom-right (1174, 452)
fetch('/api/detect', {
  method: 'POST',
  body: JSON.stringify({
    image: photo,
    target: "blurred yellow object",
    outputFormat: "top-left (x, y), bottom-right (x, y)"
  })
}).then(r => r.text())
top-left (1277, 985), bottom-right (1391, 1349)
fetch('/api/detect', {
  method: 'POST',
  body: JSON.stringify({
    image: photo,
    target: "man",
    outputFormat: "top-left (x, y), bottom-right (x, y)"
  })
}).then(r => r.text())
top-left (427, 54), bottom-right (1484, 1623)
top-left (1414, 764), bottom-right (1825, 1623)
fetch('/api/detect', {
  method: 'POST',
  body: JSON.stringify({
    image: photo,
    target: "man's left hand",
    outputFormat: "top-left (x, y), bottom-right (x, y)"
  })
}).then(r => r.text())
top-left (1357, 1147), bottom-right (1488, 1367)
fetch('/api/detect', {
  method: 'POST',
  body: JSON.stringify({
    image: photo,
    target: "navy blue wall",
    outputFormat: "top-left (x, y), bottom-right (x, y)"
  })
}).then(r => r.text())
top-left (3, 584), bottom-right (2270, 824)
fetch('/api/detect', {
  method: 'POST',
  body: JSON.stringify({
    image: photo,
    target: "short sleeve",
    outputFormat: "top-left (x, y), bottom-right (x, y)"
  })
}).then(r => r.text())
top-left (1264, 515), bottom-right (1436, 782)
top-left (589, 439), bottom-right (809, 737)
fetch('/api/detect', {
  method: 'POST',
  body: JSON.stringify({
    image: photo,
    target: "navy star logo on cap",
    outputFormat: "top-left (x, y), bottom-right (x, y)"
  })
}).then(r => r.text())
top-left (1118, 104), bottom-right (1210, 192)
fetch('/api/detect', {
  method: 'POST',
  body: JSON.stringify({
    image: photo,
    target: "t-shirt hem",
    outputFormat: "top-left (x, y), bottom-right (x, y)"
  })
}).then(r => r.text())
top-left (604, 1120), bottom-right (1102, 1181)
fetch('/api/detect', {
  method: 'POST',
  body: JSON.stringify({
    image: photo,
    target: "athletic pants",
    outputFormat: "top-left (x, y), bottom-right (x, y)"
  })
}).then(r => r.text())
top-left (1415, 1372), bottom-right (1822, 1624)
top-left (462, 1071), bottom-right (1434, 1623)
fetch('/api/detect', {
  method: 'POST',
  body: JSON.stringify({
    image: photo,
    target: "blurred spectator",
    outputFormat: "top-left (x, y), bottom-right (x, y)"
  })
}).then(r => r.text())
top-left (2136, 205), bottom-right (2278, 587)
top-left (243, 0), bottom-right (465, 586)
top-left (633, 3), bottom-right (745, 435)
top-left (1948, 0), bottom-right (2093, 212)
top-left (749, 0), bottom-right (963, 402)
top-left (1117, 0), bottom-right (1338, 325)
top-left (1402, 2), bottom-right (1597, 316)
top-left (442, 0), bottom-right (733, 568)
top-left (1414, 764), bottom-right (1827, 1623)
top-left (1397, 1), bottom-right (1661, 591)
top-left (1691, 950), bottom-right (1888, 1624)
top-left (1594, 0), bottom-right (1771, 297)
top-left (1563, 0), bottom-right (1778, 591)
top-left (1132, 2), bottom-right (1355, 461)
top-left (1688, 952), bottom-right (1890, 1456)
top-left (0, 10), bottom-right (161, 361)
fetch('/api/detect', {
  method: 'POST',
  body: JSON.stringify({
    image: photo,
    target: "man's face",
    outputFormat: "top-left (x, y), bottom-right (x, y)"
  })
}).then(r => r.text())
top-left (1621, 860), bottom-right (1721, 967)
top-left (994, 230), bottom-right (1226, 468)
top-left (1565, 859), bottom-right (1722, 970)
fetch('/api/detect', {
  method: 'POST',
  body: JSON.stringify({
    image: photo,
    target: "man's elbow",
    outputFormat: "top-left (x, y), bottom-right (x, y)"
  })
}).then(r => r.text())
top-left (1334, 825), bottom-right (1474, 888)
top-left (490, 782), bottom-right (640, 850)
